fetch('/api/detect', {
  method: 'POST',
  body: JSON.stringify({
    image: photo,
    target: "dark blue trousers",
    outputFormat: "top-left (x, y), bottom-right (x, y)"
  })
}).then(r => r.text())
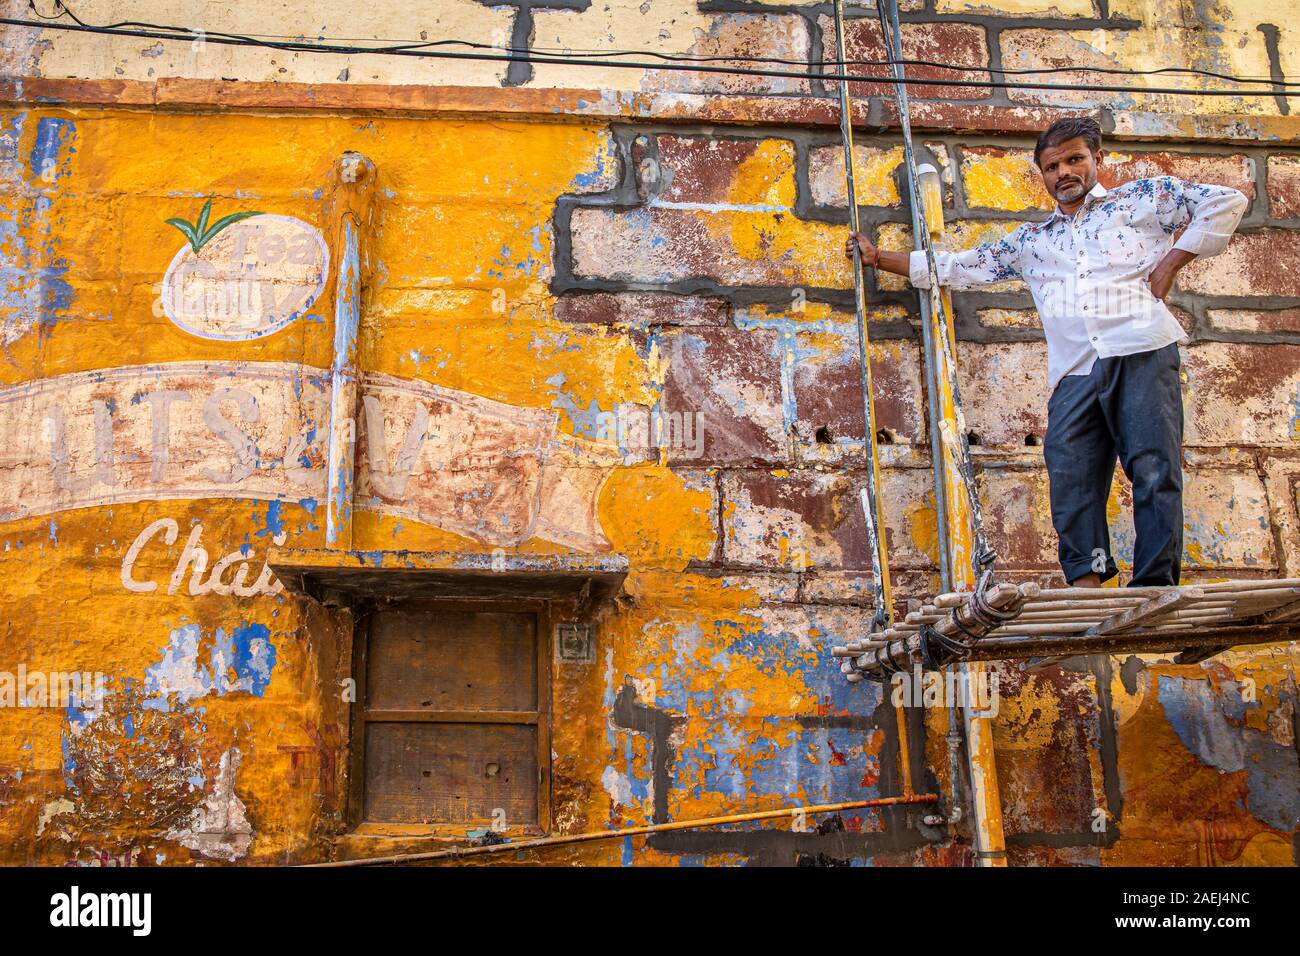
top-left (1043, 342), bottom-right (1184, 586)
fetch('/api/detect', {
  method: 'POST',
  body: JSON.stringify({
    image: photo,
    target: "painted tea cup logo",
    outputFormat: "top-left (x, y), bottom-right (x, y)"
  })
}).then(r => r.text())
top-left (162, 199), bottom-right (328, 340)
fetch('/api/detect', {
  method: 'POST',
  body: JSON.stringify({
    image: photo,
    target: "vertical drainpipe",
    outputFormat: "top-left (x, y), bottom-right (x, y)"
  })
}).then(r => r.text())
top-left (325, 152), bottom-right (378, 550)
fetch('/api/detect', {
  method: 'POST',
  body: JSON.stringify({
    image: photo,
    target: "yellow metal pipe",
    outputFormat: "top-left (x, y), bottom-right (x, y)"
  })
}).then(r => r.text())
top-left (916, 164), bottom-right (1008, 867)
top-left (307, 794), bottom-right (941, 866)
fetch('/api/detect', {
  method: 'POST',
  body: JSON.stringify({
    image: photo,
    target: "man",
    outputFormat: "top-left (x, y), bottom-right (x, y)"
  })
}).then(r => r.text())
top-left (846, 116), bottom-right (1248, 588)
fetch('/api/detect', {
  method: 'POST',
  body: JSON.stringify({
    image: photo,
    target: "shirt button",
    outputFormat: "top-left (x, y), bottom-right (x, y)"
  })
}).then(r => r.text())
top-left (1091, 336), bottom-right (1098, 341)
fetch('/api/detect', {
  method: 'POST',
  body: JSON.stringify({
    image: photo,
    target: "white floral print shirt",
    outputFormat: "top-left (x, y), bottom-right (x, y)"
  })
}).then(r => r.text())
top-left (908, 177), bottom-right (1249, 389)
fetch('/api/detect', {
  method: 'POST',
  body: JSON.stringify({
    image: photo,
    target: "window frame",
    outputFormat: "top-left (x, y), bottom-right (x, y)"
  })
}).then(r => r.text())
top-left (345, 597), bottom-right (553, 838)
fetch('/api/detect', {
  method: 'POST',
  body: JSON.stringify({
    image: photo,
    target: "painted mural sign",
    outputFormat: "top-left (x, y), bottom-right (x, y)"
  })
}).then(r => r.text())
top-left (0, 362), bottom-right (619, 550)
top-left (162, 202), bottom-right (328, 341)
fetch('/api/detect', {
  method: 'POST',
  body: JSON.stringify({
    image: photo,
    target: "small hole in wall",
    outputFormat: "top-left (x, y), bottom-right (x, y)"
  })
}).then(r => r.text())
top-left (1025, 434), bottom-right (1042, 446)
top-left (967, 431), bottom-right (982, 446)
top-left (815, 426), bottom-right (834, 444)
top-left (876, 428), bottom-right (896, 445)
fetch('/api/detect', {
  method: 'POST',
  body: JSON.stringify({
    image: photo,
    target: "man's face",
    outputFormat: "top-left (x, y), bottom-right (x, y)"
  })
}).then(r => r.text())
top-left (1036, 136), bottom-right (1102, 206)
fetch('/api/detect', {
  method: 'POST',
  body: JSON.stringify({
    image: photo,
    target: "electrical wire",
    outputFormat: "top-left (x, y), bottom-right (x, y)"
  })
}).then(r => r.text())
top-left (22, 0), bottom-right (1297, 88)
top-left (6, 4), bottom-right (1299, 98)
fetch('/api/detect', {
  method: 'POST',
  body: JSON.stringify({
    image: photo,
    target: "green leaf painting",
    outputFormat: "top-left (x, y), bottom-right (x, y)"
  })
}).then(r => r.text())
top-left (165, 198), bottom-right (263, 253)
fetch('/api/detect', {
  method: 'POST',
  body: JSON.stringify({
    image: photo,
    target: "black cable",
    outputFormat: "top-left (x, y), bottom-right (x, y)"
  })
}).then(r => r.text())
top-left (6, 12), bottom-right (1300, 98)
top-left (25, 0), bottom-right (1300, 87)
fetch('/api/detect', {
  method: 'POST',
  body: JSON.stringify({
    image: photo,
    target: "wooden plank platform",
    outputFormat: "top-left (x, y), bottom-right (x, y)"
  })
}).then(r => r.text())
top-left (834, 579), bottom-right (1300, 680)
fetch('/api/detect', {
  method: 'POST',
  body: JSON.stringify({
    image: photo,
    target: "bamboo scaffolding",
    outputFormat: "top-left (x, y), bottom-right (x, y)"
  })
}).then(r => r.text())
top-left (835, 579), bottom-right (1300, 675)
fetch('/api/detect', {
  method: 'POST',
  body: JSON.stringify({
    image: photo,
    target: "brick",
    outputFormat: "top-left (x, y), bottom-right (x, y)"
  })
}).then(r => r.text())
top-left (1178, 229), bottom-right (1300, 297)
top-left (705, 571), bottom-right (801, 603)
top-left (1205, 308), bottom-right (1300, 334)
top-left (876, 220), bottom-right (1027, 293)
top-left (554, 292), bottom-right (729, 327)
top-left (960, 146), bottom-right (1254, 213)
top-left (956, 342), bottom-right (1052, 447)
top-left (997, 30), bottom-right (1164, 110)
top-left (568, 206), bottom-right (849, 288)
top-left (1182, 342), bottom-right (1300, 446)
top-left (642, 14), bottom-right (811, 96)
top-left (654, 135), bottom-right (795, 208)
top-left (794, 334), bottom-right (925, 455)
top-left (960, 146), bottom-right (1052, 212)
top-left (658, 326), bottom-right (787, 465)
top-left (976, 308), bottom-right (1040, 330)
top-left (937, 0), bottom-right (1093, 12)
top-left (1000, 28), bottom-right (1276, 114)
top-left (1102, 466), bottom-right (1277, 573)
top-left (801, 571), bottom-right (877, 605)
top-left (721, 467), bottom-right (935, 571)
top-left (995, 664), bottom-right (1103, 839)
top-left (817, 18), bottom-right (990, 100)
top-left (1262, 457), bottom-right (1300, 577)
top-left (976, 466), bottom-right (1058, 569)
top-left (1099, 151), bottom-right (1255, 200)
top-left (807, 144), bottom-right (904, 208)
top-left (1267, 156), bottom-right (1300, 220)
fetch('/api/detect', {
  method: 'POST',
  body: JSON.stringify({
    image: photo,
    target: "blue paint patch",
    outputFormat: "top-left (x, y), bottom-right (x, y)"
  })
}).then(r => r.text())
top-left (1244, 721), bottom-right (1300, 832)
top-left (0, 115), bottom-right (76, 336)
top-left (1157, 675), bottom-right (1245, 772)
top-left (571, 147), bottom-right (608, 189)
top-left (28, 116), bottom-right (76, 182)
top-left (143, 621), bottom-right (277, 711)
top-left (254, 499), bottom-right (285, 538)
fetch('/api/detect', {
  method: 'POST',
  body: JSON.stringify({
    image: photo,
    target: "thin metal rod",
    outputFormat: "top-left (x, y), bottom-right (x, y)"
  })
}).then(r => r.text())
top-left (306, 794), bottom-right (941, 866)
top-left (832, 0), bottom-right (894, 632)
top-left (833, 0), bottom-right (914, 799)
top-left (855, 16), bottom-right (952, 593)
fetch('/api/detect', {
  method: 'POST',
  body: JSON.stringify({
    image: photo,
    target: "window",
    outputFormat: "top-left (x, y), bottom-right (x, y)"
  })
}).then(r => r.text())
top-left (348, 600), bottom-right (551, 834)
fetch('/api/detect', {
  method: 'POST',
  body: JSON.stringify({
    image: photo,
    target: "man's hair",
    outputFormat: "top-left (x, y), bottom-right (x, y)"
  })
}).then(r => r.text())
top-left (1034, 116), bottom-right (1103, 167)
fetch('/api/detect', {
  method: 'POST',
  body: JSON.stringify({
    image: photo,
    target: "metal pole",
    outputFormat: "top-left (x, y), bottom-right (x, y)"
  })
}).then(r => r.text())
top-left (879, 0), bottom-right (1008, 867)
top-left (832, 0), bottom-right (914, 799)
top-left (324, 152), bottom-right (377, 550)
top-left (831, 0), bottom-right (895, 637)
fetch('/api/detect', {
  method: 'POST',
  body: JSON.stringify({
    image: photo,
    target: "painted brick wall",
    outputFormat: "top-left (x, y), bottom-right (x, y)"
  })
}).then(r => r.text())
top-left (0, 0), bottom-right (1297, 867)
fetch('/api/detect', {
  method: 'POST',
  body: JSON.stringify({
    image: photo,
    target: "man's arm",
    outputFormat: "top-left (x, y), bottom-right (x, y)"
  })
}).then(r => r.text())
top-left (1146, 177), bottom-right (1249, 300)
top-left (846, 228), bottom-right (1025, 290)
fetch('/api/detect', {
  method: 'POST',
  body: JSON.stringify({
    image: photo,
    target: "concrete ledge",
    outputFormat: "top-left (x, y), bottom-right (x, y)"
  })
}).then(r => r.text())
top-left (4, 75), bottom-right (1299, 145)
top-left (268, 547), bottom-right (628, 606)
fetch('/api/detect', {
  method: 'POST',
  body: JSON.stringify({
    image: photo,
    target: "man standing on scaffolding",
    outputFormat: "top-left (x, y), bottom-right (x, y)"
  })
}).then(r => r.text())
top-left (846, 116), bottom-right (1248, 589)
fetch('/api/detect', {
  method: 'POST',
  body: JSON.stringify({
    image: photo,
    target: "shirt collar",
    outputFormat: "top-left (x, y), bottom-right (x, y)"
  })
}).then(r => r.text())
top-left (1048, 181), bottom-right (1107, 222)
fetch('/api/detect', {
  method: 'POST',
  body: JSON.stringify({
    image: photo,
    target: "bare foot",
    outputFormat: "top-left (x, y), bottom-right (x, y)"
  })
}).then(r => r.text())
top-left (1070, 573), bottom-right (1103, 588)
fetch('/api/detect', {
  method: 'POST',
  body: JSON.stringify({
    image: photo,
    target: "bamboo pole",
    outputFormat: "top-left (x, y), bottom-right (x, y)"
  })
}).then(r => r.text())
top-left (830, 0), bottom-right (915, 799)
top-left (305, 794), bottom-right (940, 867)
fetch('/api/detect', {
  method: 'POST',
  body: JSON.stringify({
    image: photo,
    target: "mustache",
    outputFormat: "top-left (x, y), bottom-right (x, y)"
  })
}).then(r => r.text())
top-left (1055, 177), bottom-right (1084, 190)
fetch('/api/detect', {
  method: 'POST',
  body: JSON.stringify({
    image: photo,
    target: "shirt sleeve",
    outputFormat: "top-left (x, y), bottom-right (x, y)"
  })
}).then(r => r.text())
top-left (908, 226), bottom-right (1026, 290)
top-left (1153, 176), bottom-right (1249, 258)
